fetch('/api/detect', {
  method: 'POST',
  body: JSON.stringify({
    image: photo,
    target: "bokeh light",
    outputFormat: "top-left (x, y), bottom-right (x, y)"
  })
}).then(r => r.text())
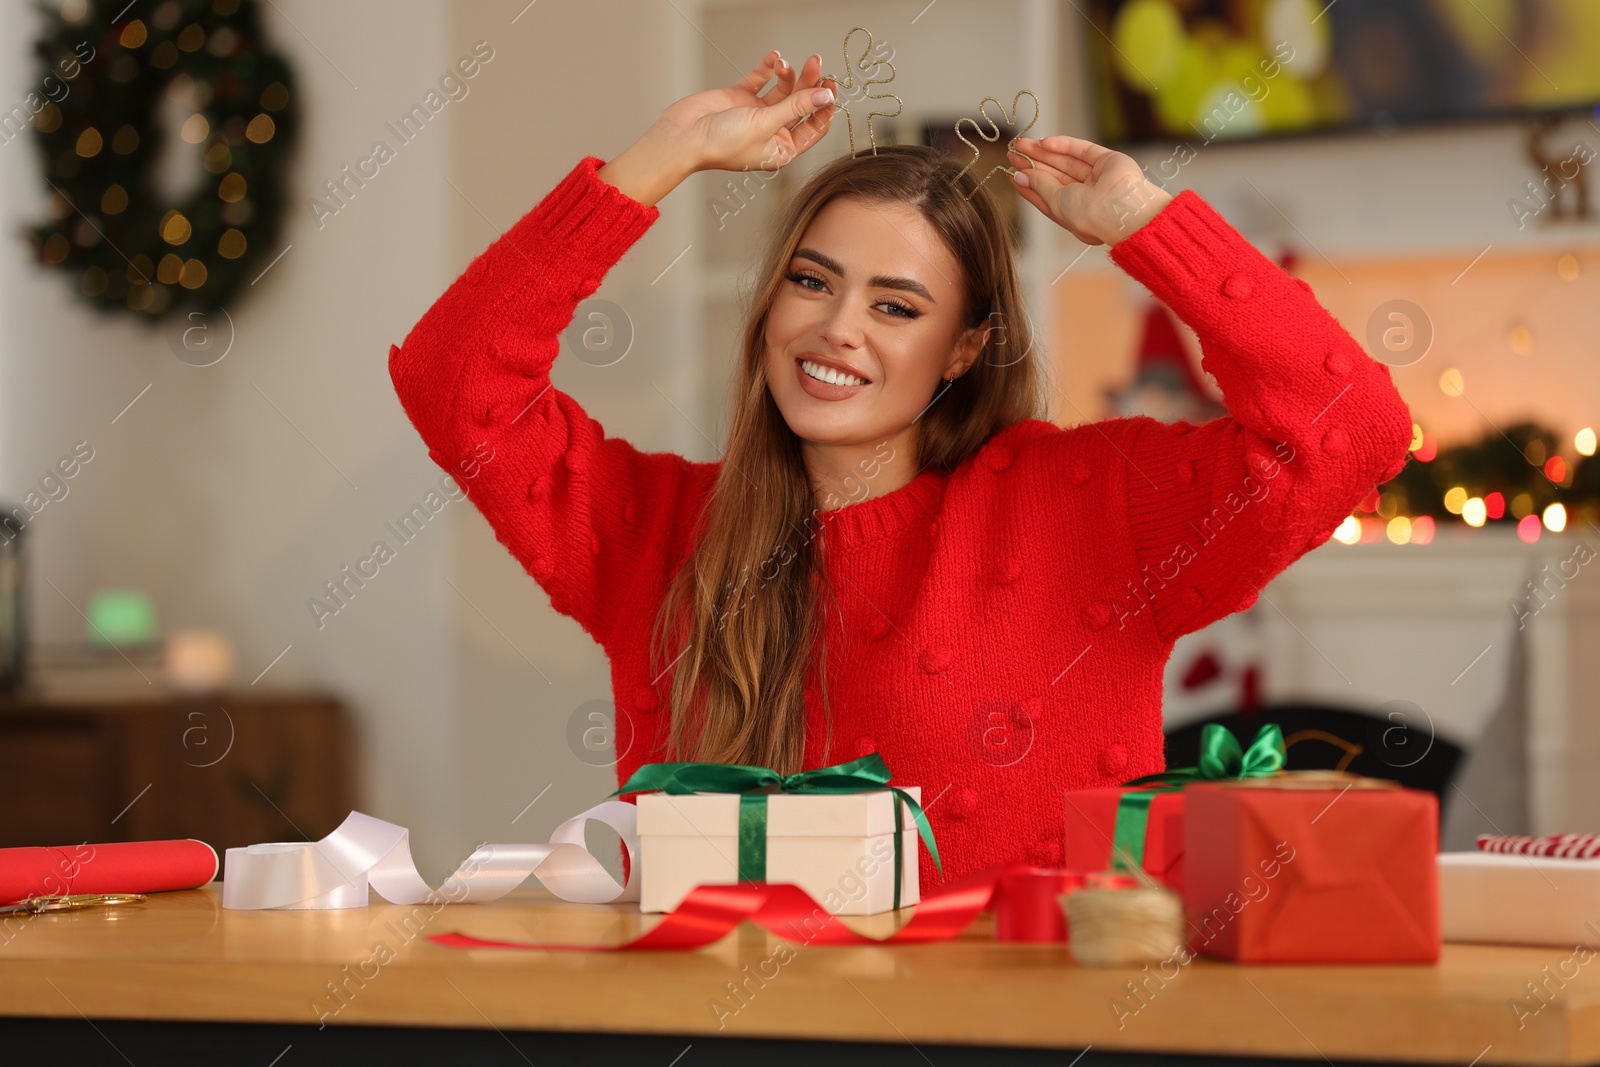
top-left (1508, 323), bottom-right (1533, 356)
top-left (1112, 0), bottom-right (1185, 92)
top-left (1263, 0), bottom-right (1331, 78)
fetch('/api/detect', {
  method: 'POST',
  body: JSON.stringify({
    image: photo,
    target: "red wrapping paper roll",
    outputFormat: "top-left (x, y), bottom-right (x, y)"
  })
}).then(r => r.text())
top-left (0, 839), bottom-right (219, 905)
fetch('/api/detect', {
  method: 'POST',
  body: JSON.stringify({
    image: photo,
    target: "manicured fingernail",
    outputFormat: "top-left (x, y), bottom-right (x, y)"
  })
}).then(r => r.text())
top-left (811, 88), bottom-right (834, 106)
top-left (1011, 169), bottom-right (1030, 188)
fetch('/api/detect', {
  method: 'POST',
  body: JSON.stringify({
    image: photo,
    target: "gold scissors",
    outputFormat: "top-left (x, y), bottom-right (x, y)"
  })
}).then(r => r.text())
top-left (0, 893), bottom-right (146, 915)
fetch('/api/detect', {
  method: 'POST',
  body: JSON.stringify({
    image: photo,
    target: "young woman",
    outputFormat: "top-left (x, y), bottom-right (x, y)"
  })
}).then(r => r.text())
top-left (390, 49), bottom-right (1413, 885)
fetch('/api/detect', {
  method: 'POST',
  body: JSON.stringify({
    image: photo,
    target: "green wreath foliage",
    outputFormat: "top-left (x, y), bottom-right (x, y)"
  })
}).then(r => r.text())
top-left (23, 0), bottom-right (297, 323)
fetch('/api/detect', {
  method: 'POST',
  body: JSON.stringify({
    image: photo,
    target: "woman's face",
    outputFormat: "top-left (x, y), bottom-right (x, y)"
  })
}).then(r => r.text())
top-left (762, 196), bottom-right (986, 450)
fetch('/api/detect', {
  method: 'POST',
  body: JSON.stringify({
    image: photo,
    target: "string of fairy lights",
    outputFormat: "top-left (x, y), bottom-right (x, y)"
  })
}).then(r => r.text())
top-left (1334, 423), bottom-right (1591, 546)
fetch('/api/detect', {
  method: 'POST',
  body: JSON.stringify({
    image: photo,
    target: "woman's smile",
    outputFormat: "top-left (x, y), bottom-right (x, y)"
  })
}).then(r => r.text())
top-left (795, 355), bottom-right (871, 400)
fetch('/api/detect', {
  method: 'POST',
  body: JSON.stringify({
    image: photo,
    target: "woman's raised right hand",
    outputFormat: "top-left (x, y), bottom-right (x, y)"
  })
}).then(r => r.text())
top-left (658, 50), bottom-right (837, 174)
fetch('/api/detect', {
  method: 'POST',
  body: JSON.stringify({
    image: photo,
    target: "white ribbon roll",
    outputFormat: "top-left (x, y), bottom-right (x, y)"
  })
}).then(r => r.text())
top-left (221, 802), bottom-right (639, 910)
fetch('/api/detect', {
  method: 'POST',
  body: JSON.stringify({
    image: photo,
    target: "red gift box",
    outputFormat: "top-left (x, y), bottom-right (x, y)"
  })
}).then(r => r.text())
top-left (1182, 777), bottom-right (1440, 963)
top-left (1063, 787), bottom-right (1187, 893)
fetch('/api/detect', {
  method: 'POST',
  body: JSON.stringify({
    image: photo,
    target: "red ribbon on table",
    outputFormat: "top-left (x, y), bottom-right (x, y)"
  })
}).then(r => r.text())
top-left (428, 863), bottom-right (1136, 952)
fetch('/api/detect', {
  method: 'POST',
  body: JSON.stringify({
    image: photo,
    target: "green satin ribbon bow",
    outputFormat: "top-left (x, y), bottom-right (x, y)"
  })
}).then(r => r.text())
top-left (1109, 722), bottom-right (1286, 873)
top-left (612, 753), bottom-right (942, 910)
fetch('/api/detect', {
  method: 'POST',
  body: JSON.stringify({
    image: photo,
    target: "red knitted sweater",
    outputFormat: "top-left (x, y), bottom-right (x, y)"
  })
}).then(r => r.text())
top-left (389, 154), bottom-right (1413, 888)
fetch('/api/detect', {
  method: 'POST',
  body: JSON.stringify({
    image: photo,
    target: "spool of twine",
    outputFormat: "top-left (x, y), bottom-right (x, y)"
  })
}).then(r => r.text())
top-left (1061, 883), bottom-right (1187, 967)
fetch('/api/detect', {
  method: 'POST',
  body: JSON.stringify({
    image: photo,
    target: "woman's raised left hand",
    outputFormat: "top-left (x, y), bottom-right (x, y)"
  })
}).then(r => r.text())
top-left (1005, 135), bottom-right (1173, 246)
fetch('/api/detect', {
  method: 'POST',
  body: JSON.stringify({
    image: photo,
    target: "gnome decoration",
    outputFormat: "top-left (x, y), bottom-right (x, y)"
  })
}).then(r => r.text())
top-left (1106, 302), bottom-right (1226, 424)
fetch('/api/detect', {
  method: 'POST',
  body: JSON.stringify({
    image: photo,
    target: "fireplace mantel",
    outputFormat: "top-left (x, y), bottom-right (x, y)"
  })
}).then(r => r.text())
top-left (1164, 527), bottom-right (1600, 837)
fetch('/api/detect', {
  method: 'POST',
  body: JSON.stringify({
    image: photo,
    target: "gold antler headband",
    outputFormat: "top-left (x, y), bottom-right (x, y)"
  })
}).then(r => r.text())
top-left (820, 26), bottom-right (902, 157)
top-left (953, 90), bottom-right (1040, 200)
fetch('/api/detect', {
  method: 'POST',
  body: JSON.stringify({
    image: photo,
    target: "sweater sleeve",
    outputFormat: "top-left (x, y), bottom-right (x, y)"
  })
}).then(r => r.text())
top-left (387, 155), bottom-right (701, 648)
top-left (1091, 189), bottom-right (1414, 643)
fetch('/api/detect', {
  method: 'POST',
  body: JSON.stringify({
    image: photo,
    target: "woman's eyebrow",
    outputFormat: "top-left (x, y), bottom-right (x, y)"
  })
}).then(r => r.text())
top-left (793, 247), bottom-right (936, 303)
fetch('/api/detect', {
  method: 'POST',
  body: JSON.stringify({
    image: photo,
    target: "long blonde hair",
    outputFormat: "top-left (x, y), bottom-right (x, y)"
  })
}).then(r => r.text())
top-left (650, 144), bottom-right (1049, 774)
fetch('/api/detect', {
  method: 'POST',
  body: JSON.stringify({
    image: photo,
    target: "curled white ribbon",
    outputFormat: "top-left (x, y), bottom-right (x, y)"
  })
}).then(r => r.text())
top-left (221, 802), bottom-right (639, 910)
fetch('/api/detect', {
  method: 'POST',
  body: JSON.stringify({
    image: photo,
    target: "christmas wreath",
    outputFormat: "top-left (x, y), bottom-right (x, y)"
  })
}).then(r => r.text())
top-left (22, 0), bottom-right (296, 323)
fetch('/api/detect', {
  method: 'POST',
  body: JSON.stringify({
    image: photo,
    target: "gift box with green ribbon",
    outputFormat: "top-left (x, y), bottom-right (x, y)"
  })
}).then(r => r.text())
top-left (616, 753), bottom-right (940, 917)
top-left (1063, 724), bottom-right (1287, 893)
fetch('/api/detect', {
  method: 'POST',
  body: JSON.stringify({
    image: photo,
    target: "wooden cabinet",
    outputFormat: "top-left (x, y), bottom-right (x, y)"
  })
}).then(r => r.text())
top-left (0, 692), bottom-right (355, 853)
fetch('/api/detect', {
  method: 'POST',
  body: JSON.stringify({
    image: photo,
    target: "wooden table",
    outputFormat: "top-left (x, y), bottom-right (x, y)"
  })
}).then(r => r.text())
top-left (1, 885), bottom-right (1596, 1066)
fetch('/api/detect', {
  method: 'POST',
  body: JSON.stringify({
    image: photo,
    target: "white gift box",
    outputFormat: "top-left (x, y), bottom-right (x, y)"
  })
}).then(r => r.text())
top-left (636, 787), bottom-right (922, 916)
top-left (1439, 851), bottom-right (1600, 947)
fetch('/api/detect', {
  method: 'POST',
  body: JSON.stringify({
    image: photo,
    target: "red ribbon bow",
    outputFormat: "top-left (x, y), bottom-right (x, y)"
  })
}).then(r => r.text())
top-left (429, 863), bottom-right (1139, 952)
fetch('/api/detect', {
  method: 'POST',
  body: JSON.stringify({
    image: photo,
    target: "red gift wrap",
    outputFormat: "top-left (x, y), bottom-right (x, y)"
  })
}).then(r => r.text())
top-left (1181, 778), bottom-right (1440, 963)
top-left (1063, 787), bottom-right (1187, 893)
top-left (0, 839), bottom-right (219, 905)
